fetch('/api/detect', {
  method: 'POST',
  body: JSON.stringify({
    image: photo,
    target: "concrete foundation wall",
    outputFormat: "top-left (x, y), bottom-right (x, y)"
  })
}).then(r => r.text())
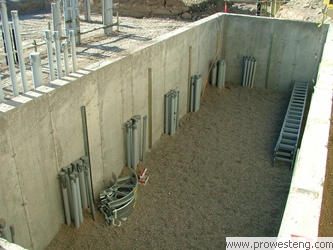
top-left (0, 14), bottom-right (329, 249)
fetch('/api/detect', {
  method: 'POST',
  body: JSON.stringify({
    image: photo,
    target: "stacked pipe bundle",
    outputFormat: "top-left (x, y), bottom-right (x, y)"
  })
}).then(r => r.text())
top-left (164, 89), bottom-right (180, 136)
top-left (210, 60), bottom-right (226, 91)
top-left (126, 115), bottom-right (147, 171)
top-left (58, 156), bottom-right (95, 228)
top-left (189, 75), bottom-right (202, 112)
top-left (98, 167), bottom-right (138, 226)
top-left (242, 56), bottom-right (257, 88)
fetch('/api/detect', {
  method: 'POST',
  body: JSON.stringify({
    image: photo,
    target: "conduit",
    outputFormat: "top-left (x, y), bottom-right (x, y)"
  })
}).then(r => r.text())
top-left (30, 52), bottom-right (43, 89)
top-left (69, 173), bottom-right (80, 228)
top-left (59, 172), bottom-right (71, 226)
top-left (217, 60), bottom-right (226, 91)
top-left (164, 90), bottom-right (180, 136)
top-left (53, 31), bottom-right (62, 79)
top-left (51, 1), bottom-right (62, 38)
top-left (45, 30), bottom-right (55, 81)
top-left (242, 56), bottom-right (257, 88)
top-left (211, 61), bottom-right (217, 86)
top-left (70, 30), bottom-right (77, 72)
top-left (62, 41), bottom-right (70, 76)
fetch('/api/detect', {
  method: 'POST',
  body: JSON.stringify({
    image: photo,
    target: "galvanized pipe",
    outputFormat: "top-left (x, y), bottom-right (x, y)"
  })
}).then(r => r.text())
top-left (176, 91), bottom-right (180, 129)
top-left (62, 41), bottom-right (70, 76)
top-left (85, 0), bottom-right (91, 22)
top-left (59, 172), bottom-right (71, 226)
top-left (190, 77), bottom-right (194, 112)
top-left (129, 120), bottom-right (134, 168)
top-left (245, 57), bottom-right (252, 87)
top-left (77, 160), bottom-right (88, 209)
top-left (103, 0), bottom-right (113, 35)
top-left (217, 60), bottom-right (226, 91)
top-left (251, 59), bottom-right (257, 88)
top-left (248, 58), bottom-right (254, 87)
top-left (11, 11), bottom-right (28, 93)
top-left (30, 52), bottom-right (43, 89)
top-left (193, 75), bottom-right (202, 112)
top-left (69, 173), bottom-right (80, 228)
top-left (132, 123), bottom-right (139, 170)
top-left (142, 115), bottom-right (147, 163)
top-left (211, 61), bottom-right (217, 86)
top-left (53, 31), bottom-right (62, 79)
top-left (74, 172), bottom-right (83, 223)
top-left (165, 93), bottom-right (170, 134)
top-left (81, 156), bottom-right (96, 221)
top-left (0, 1), bottom-right (18, 96)
top-left (70, 30), bottom-right (77, 72)
top-left (242, 57), bottom-right (247, 87)
top-left (63, 0), bottom-right (71, 37)
top-left (126, 121), bottom-right (132, 168)
top-left (0, 76), bottom-right (4, 103)
top-left (135, 115), bottom-right (142, 161)
top-left (62, 166), bottom-right (74, 219)
top-left (45, 30), bottom-right (55, 81)
top-left (51, 2), bottom-right (62, 38)
top-left (70, 0), bottom-right (77, 42)
top-left (170, 93), bottom-right (176, 136)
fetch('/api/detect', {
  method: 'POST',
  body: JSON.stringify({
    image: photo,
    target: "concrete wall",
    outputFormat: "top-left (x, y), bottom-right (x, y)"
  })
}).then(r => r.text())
top-left (223, 14), bottom-right (328, 92)
top-left (0, 13), bottom-right (330, 249)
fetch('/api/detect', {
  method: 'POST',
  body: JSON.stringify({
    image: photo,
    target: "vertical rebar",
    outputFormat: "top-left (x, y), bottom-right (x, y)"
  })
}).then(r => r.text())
top-left (78, 160), bottom-right (88, 209)
top-left (70, 173), bottom-right (80, 229)
top-left (126, 121), bottom-right (132, 168)
top-left (0, 76), bottom-right (4, 103)
top-left (30, 52), bottom-right (43, 89)
top-left (62, 41), bottom-right (70, 76)
top-left (59, 172), bottom-right (71, 226)
top-left (70, 30), bottom-right (77, 72)
top-left (0, 1), bottom-right (18, 97)
top-left (11, 11), bottom-right (28, 93)
top-left (53, 31), bottom-right (62, 78)
top-left (45, 30), bottom-right (55, 81)
top-left (142, 115), bottom-right (147, 163)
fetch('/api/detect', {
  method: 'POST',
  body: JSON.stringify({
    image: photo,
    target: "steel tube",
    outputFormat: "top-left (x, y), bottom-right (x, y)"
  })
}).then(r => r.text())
top-left (136, 115), bottom-right (142, 161)
top-left (70, 174), bottom-right (80, 229)
top-left (30, 52), bottom-right (43, 89)
top-left (74, 172), bottom-right (83, 223)
top-left (217, 60), bottom-right (226, 91)
top-left (9, 225), bottom-right (15, 243)
top-left (78, 160), bottom-right (88, 209)
top-left (190, 77), bottom-right (194, 112)
top-left (222, 60), bottom-right (226, 89)
top-left (70, 30), bottom-right (77, 72)
top-left (85, 0), bottom-right (91, 22)
top-left (242, 57), bottom-right (247, 87)
top-left (176, 91), bottom-right (180, 129)
top-left (62, 167), bottom-right (74, 219)
top-left (251, 59), bottom-right (257, 88)
top-left (51, 2), bottom-right (62, 37)
top-left (59, 172), bottom-right (71, 226)
top-left (170, 94), bottom-right (176, 136)
top-left (211, 61), bottom-right (217, 86)
top-left (45, 30), bottom-right (55, 81)
top-left (63, 0), bottom-right (71, 37)
top-left (81, 156), bottom-right (96, 221)
top-left (53, 31), bottom-right (62, 79)
top-left (129, 120), bottom-right (134, 168)
top-left (71, 0), bottom-right (77, 43)
top-left (194, 75), bottom-right (202, 112)
top-left (245, 57), bottom-right (251, 87)
top-left (126, 121), bottom-right (132, 168)
top-left (142, 115), bottom-right (147, 163)
top-left (248, 58), bottom-right (254, 87)
top-left (165, 93), bottom-right (170, 134)
top-left (0, 76), bottom-right (4, 103)
top-left (132, 123), bottom-right (138, 170)
top-left (0, 1), bottom-right (18, 96)
top-left (103, 0), bottom-right (113, 35)
top-left (11, 11), bottom-right (28, 93)
top-left (62, 41), bottom-right (70, 76)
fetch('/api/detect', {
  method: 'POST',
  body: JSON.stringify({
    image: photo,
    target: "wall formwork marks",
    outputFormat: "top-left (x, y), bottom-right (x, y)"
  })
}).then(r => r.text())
top-left (0, 13), bottom-right (331, 249)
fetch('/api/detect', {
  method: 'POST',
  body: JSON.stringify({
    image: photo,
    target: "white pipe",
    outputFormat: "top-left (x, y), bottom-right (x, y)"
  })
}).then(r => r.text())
top-left (132, 123), bottom-right (138, 170)
top-left (30, 52), bottom-right (43, 89)
top-left (53, 31), bottom-right (63, 78)
top-left (170, 94), bottom-right (176, 136)
top-left (63, 0), bottom-right (71, 37)
top-left (51, 2), bottom-right (62, 38)
top-left (70, 0), bottom-right (77, 43)
top-left (103, 0), bottom-right (113, 35)
top-left (0, 76), bottom-right (4, 103)
top-left (85, 0), bottom-right (91, 22)
top-left (62, 41), bottom-right (70, 75)
top-left (142, 116), bottom-right (147, 163)
top-left (11, 11), bottom-right (28, 93)
top-left (45, 30), bottom-right (56, 81)
top-left (0, 1), bottom-right (19, 97)
top-left (70, 30), bottom-right (77, 72)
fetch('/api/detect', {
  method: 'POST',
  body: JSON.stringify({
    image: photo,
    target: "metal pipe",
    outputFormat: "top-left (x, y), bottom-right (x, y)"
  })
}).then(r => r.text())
top-left (217, 60), bottom-right (226, 91)
top-left (63, 0), bottom-right (71, 37)
top-left (62, 166), bottom-right (74, 219)
top-left (103, 0), bottom-right (113, 35)
top-left (170, 93), bottom-right (175, 136)
top-left (45, 30), bottom-right (55, 81)
top-left (126, 121), bottom-right (132, 168)
top-left (0, 1), bottom-right (19, 97)
top-left (194, 75), bottom-right (202, 112)
top-left (135, 115), bottom-right (141, 161)
top-left (165, 93), bottom-right (170, 134)
top-left (242, 56), bottom-right (247, 87)
top-left (11, 11), bottom-right (28, 93)
top-left (211, 61), bottom-right (217, 86)
top-left (77, 160), bottom-right (88, 209)
top-left (70, 30), bottom-right (77, 72)
top-left (176, 91), bottom-right (180, 130)
top-left (142, 115), bottom-right (147, 163)
top-left (251, 59), bottom-right (257, 88)
top-left (190, 77), bottom-right (194, 112)
top-left (9, 225), bottom-right (15, 243)
top-left (51, 2), bottom-right (62, 38)
top-left (30, 52), bottom-right (43, 89)
top-left (85, 0), bottom-right (91, 22)
top-left (74, 171), bottom-right (83, 223)
top-left (81, 156), bottom-right (96, 221)
top-left (59, 172), bottom-right (71, 226)
top-left (132, 123), bottom-right (138, 170)
top-left (245, 57), bottom-right (252, 87)
top-left (53, 31), bottom-right (62, 78)
top-left (0, 76), bottom-right (4, 103)
top-left (129, 120), bottom-right (134, 168)
top-left (248, 58), bottom-right (255, 87)
top-left (71, 0), bottom-right (77, 43)
top-left (69, 173), bottom-right (80, 228)
top-left (62, 41), bottom-right (70, 76)
top-left (222, 60), bottom-right (226, 89)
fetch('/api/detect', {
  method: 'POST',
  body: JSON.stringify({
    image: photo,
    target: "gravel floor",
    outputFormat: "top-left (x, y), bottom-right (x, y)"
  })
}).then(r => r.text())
top-left (46, 83), bottom-right (293, 249)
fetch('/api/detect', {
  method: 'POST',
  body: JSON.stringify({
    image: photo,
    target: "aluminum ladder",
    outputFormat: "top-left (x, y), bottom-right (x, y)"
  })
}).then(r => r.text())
top-left (273, 81), bottom-right (308, 168)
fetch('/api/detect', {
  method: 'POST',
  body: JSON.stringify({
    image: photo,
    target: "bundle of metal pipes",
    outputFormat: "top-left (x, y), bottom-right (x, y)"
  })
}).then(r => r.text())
top-left (58, 156), bottom-right (95, 229)
top-left (98, 167), bottom-right (138, 226)
top-left (164, 89), bottom-right (180, 136)
top-left (189, 75), bottom-right (202, 113)
top-left (242, 56), bottom-right (257, 88)
top-left (126, 115), bottom-right (148, 171)
top-left (210, 60), bottom-right (227, 91)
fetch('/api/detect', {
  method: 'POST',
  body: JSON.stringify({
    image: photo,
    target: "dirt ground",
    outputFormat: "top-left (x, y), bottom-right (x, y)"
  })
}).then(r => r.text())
top-left (46, 83), bottom-right (292, 249)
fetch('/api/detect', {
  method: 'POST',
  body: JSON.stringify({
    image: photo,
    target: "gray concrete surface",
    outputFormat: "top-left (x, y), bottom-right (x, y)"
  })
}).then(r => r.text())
top-left (0, 13), bottom-right (331, 249)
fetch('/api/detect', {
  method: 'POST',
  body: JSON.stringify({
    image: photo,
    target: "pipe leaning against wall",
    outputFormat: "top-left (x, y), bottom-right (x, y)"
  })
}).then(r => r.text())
top-left (59, 172), bottom-right (71, 226)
